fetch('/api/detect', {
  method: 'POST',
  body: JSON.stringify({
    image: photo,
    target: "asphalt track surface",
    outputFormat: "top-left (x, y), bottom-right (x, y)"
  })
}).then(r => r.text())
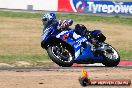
top-left (0, 66), bottom-right (131, 72)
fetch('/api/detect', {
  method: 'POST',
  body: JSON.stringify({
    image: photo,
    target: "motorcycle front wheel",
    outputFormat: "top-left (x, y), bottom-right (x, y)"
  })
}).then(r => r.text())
top-left (47, 43), bottom-right (74, 67)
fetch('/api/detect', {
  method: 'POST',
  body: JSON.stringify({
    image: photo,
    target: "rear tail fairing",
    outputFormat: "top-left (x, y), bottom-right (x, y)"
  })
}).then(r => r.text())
top-left (91, 30), bottom-right (106, 43)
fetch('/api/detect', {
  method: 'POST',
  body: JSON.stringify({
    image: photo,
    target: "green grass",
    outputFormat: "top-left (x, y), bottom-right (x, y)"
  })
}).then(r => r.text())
top-left (0, 11), bottom-right (42, 18)
top-left (0, 50), bottom-right (131, 63)
top-left (0, 49), bottom-right (131, 67)
top-left (57, 14), bottom-right (132, 25)
top-left (119, 50), bottom-right (132, 60)
top-left (0, 11), bottom-right (132, 25)
top-left (0, 54), bottom-right (52, 66)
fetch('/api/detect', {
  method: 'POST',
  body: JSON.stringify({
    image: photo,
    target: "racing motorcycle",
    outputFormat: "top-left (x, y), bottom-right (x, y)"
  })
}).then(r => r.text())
top-left (41, 24), bottom-right (120, 67)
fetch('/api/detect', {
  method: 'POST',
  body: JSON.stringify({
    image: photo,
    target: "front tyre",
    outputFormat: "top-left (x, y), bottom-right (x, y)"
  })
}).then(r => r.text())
top-left (101, 43), bottom-right (120, 67)
top-left (47, 44), bottom-right (74, 67)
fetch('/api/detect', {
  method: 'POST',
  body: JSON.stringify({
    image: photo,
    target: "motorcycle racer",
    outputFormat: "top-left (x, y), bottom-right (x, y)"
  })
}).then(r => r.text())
top-left (41, 13), bottom-right (95, 61)
top-left (40, 13), bottom-right (120, 67)
top-left (41, 12), bottom-right (73, 44)
top-left (41, 13), bottom-right (73, 41)
top-left (41, 13), bottom-right (93, 43)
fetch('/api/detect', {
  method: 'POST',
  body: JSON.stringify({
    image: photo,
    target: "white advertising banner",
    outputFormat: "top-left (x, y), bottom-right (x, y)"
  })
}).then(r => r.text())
top-left (0, 0), bottom-right (58, 11)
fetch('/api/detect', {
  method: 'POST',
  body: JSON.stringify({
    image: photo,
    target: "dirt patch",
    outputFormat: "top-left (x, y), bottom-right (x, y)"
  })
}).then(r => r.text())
top-left (0, 68), bottom-right (131, 88)
top-left (0, 63), bottom-right (13, 67)
top-left (14, 61), bottom-right (32, 67)
top-left (0, 17), bottom-right (43, 55)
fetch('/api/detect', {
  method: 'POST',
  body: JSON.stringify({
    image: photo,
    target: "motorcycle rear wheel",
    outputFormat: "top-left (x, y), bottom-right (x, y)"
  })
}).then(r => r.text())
top-left (101, 43), bottom-right (120, 67)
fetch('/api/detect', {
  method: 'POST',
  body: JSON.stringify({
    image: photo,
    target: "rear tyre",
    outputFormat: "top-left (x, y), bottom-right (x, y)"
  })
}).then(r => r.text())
top-left (102, 43), bottom-right (120, 67)
top-left (47, 43), bottom-right (74, 67)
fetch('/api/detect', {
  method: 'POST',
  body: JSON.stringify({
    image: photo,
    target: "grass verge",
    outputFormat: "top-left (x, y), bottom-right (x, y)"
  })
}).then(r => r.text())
top-left (0, 54), bottom-right (54, 67)
top-left (0, 54), bottom-right (49, 63)
top-left (119, 50), bottom-right (132, 60)
top-left (0, 50), bottom-right (131, 67)
top-left (0, 11), bottom-right (132, 25)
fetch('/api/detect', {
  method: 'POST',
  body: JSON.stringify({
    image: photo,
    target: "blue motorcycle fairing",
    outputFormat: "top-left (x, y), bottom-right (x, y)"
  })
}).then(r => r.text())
top-left (41, 25), bottom-right (55, 42)
top-left (55, 30), bottom-right (95, 61)
top-left (75, 44), bottom-right (94, 61)
top-left (41, 25), bottom-right (103, 63)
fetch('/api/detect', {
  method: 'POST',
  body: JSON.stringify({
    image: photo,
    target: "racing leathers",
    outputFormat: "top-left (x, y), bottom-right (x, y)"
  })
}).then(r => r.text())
top-left (41, 19), bottom-right (73, 42)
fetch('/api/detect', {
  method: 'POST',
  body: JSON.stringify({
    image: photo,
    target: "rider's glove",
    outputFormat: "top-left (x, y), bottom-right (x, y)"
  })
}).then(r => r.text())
top-left (60, 20), bottom-right (69, 29)
top-left (57, 19), bottom-right (73, 30)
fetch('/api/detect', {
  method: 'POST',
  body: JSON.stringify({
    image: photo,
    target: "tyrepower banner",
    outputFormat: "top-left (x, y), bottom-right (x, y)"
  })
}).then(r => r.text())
top-left (58, 0), bottom-right (132, 15)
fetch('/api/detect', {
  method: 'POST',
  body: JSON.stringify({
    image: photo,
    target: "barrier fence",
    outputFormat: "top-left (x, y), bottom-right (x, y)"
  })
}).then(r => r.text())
top-left (0, 0), bottom-right (132, 15)
top-left (58, 0), bottom-right (132, 15)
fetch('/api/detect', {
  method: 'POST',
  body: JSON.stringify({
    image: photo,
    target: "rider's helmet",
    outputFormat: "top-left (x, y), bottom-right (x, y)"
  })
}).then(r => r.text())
top-left (42, 13), bottom-right (56, 26)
